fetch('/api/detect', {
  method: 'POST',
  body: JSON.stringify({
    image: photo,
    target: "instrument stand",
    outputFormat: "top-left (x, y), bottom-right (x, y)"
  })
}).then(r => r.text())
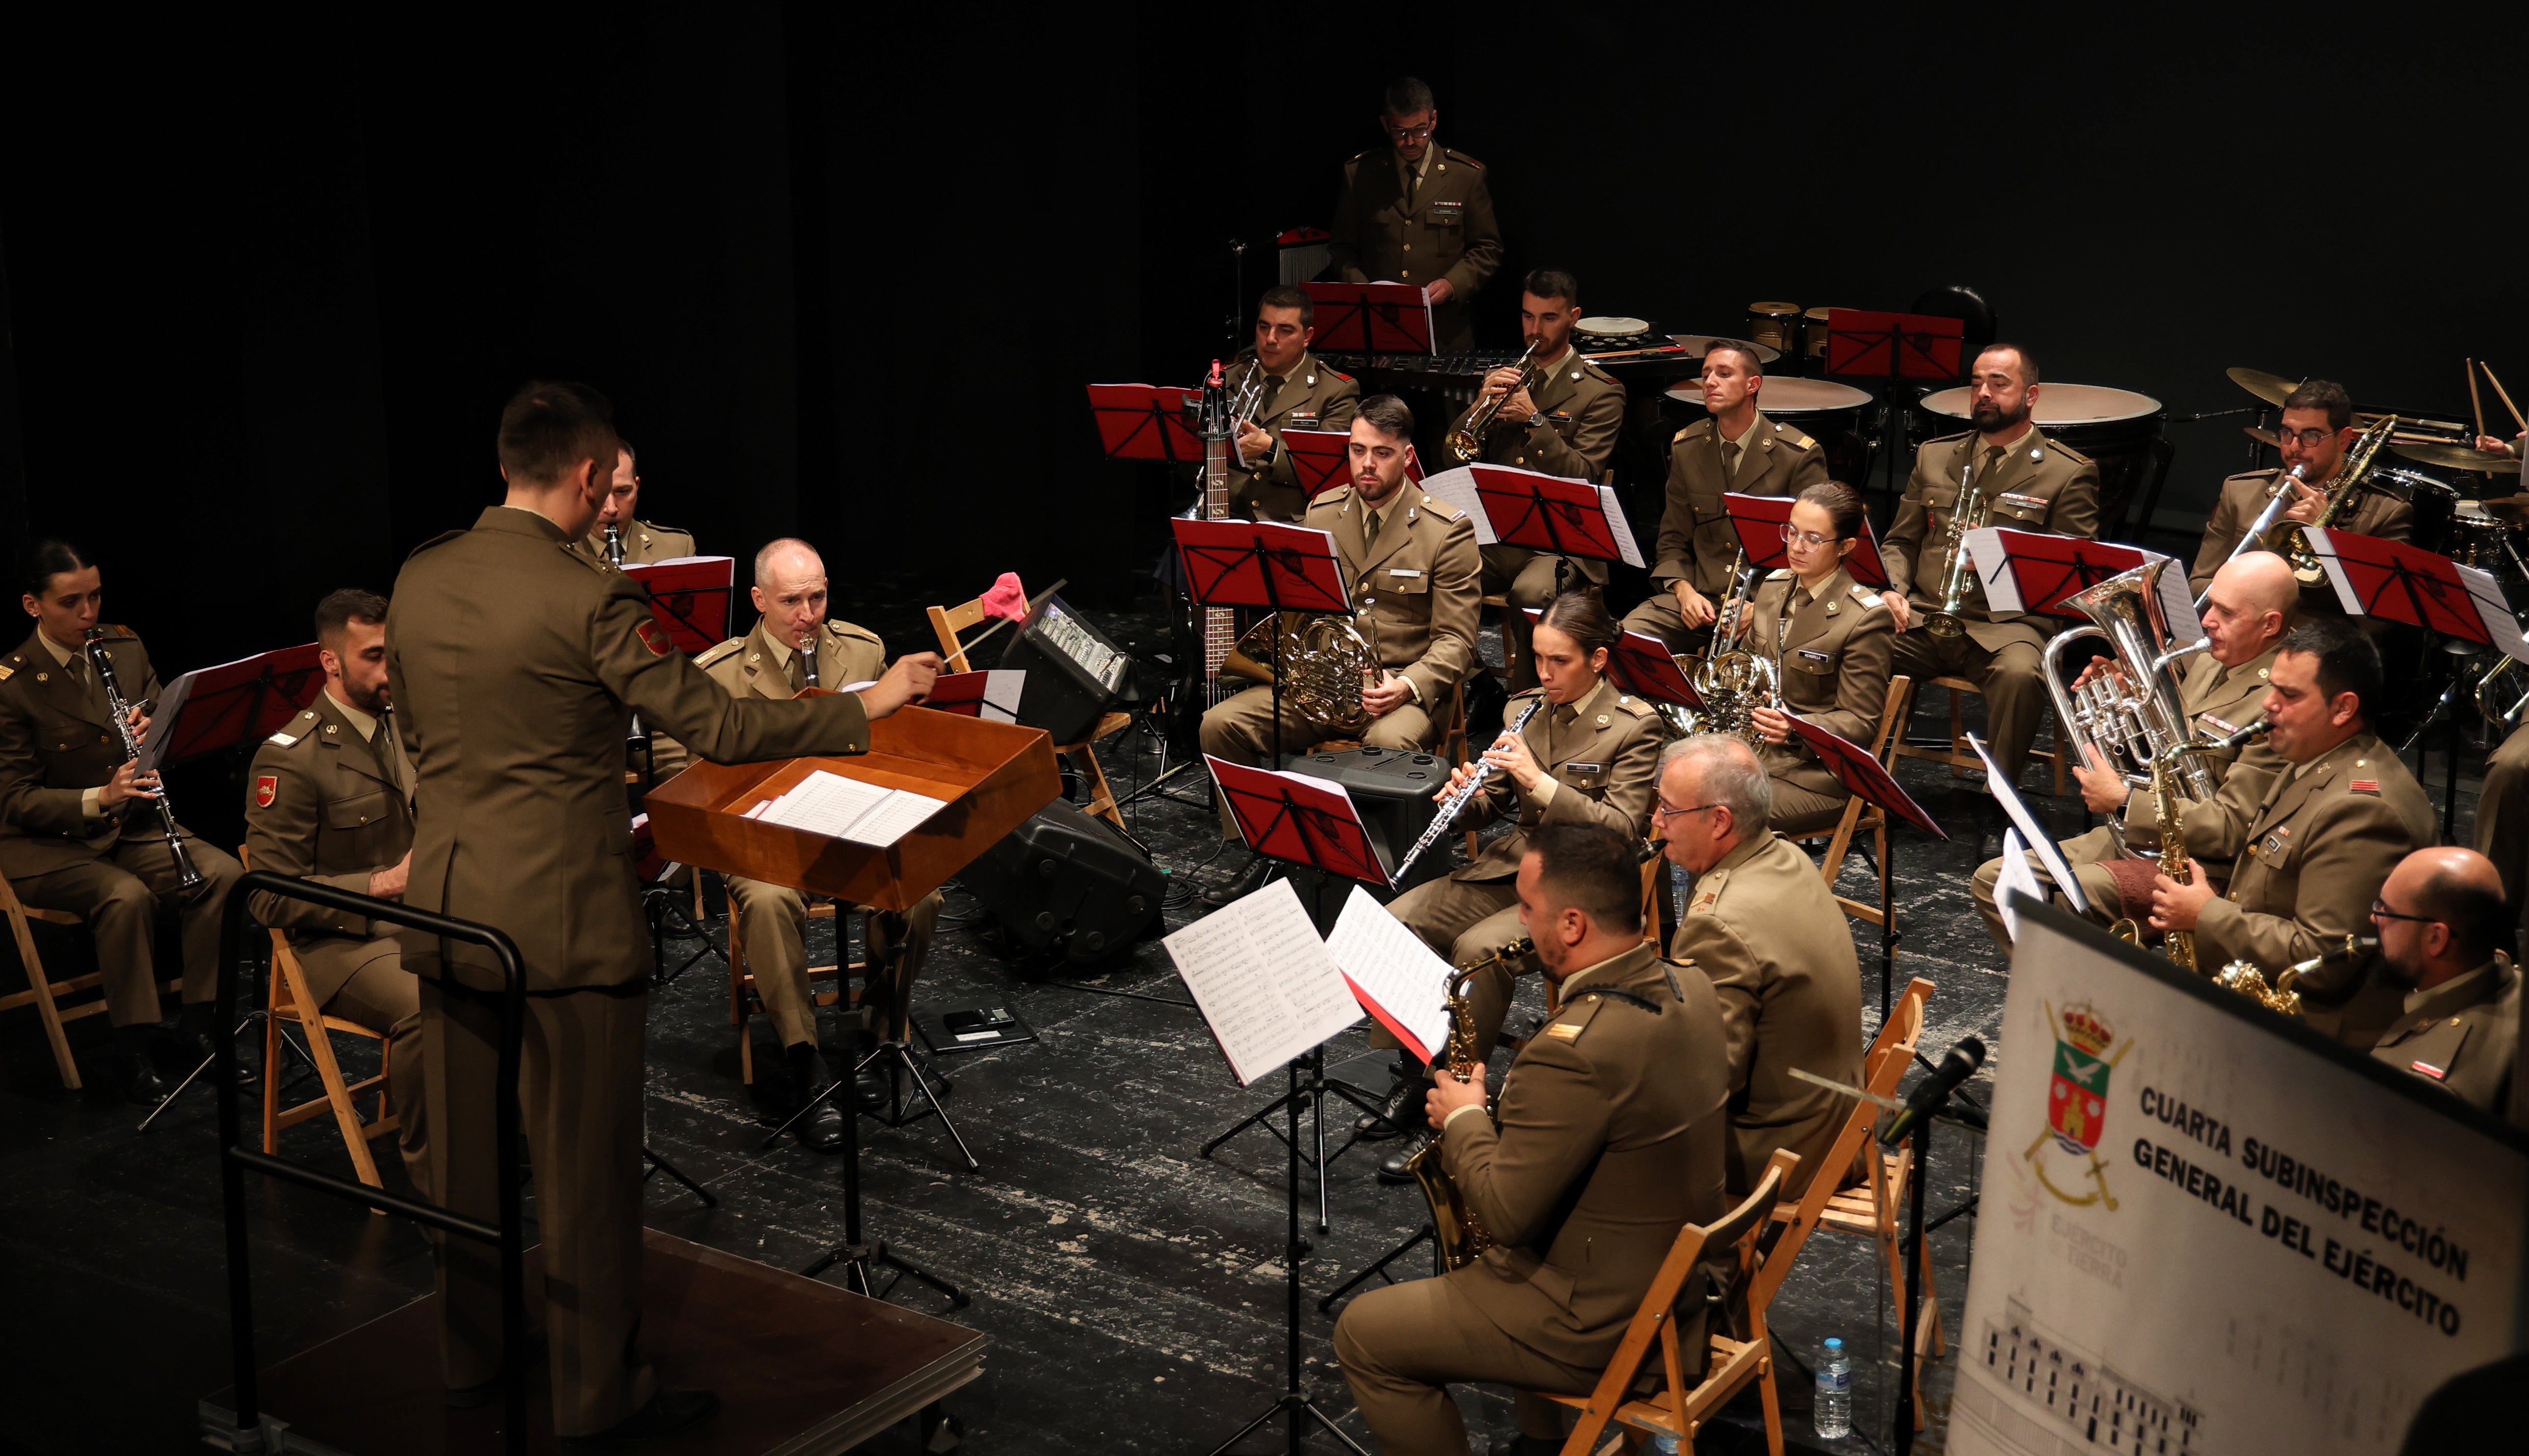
top-left (643, 866), bottom-right (727, 988)
top-left (1203, 1057), bottom-right (1372, 1456)
top-left (1202, 1041), bottom-right (1389, 1232)
top-left (640, 1145), bottom-right (719, 1208)
top-left (796, 1040), bottom-right (971, 1312)
top-left (1316, 1222), bottom-right (1436, 1314)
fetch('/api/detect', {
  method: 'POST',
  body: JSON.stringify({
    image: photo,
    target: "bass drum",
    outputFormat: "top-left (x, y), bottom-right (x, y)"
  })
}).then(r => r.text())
top-left (1664, 376), bottom-right (1875, 491)
top-left (1917, 385), bottom-right (2165, 531)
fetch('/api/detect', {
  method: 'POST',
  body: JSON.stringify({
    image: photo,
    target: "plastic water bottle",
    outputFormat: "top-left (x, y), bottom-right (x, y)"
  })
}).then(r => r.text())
top-left (1648, 1431), bottom-right (1680, 1455)
top-left (1815, 1336), bottom-right (1852, 1440)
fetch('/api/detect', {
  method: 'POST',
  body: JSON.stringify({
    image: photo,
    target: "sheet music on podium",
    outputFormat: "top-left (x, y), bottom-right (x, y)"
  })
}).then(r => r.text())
top-left (1164, 879), bottom-right (1361, 1086)
top-left (1324, 885), bottom-right (1452, 1064)
top-left (743, 769), bottom-right (950, 848)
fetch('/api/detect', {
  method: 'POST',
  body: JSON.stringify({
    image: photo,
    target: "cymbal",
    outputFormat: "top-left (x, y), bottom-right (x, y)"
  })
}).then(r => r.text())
top-left (2474, 494), bottom-right (2529, 525)
top-left (2392, 440), bottom-right (2523, 474)
top-left (2228, 367), bottom-right (2301, 406)
top-left (2243, 425), bottom-right (2280, 448)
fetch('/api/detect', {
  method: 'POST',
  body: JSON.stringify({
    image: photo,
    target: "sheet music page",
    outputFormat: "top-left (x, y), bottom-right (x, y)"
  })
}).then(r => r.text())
top-left (137, 670), bottom-right (197, 774)
top-left (1416, 467), bottom-right (1496, 544)
top-left (1324, 885), bottom-right (1452, 1063)
top-left (840, 788), bottom-right (950, 847)
top-left (1995, 828), bottom-right (2044, 943)
top-left (756, 770), bottom-right (891, 837)
top-left (1595, 484), bottom-right (1646, 568)
top-left (982, 669), bottom-right (1025, 722)
top-left (1962, 526), bottom-right (2017, 611)
top-left (1968, 733), bottom-right (2089, 914)
top-left (1164, 879), bottom-right (1359, 1085)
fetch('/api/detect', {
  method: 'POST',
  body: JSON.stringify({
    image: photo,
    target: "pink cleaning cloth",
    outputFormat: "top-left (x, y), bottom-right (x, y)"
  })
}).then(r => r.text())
top-left (979, 572), bottom-right (1029, 623)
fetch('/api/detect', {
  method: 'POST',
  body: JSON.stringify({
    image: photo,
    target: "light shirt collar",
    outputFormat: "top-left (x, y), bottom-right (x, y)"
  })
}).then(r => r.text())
top-left (325, 685), bottom-right (380, 742)
top-left (1559, 677), bottom-right (1608, 722)
top-left (36, 632), bottom-right (78, 668)
top-left (1724, 413), bottom-right (1761, 455)
top-left (1535, 343), bottom-right (1577, 376)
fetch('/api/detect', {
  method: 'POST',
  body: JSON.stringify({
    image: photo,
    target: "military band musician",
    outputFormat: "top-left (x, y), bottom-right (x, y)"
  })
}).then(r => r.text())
top-left (1220, 284), bottom-right (1361, 525)
top-left (1731, 481), bottom-right (1893, 837)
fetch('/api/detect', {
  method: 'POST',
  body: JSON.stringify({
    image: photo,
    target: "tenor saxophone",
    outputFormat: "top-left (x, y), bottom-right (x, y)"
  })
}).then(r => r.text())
top-left (2281, 415), bottom-right (2397, 585)
top-left (1404, 936), bottom-right (1533, 1272)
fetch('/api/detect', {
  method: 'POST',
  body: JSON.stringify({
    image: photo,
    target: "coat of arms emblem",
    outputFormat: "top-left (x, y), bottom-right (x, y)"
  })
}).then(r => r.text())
top-left (2025, 1000), bottom-right (2130, 1209)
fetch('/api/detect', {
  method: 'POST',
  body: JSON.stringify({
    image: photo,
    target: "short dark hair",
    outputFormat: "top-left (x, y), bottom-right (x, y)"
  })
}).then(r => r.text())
top-left (1528, 824), bottom-right (1642, 935)
top-left (1977, 342), bottom-right (2039, 385)
top-left (1522, 267), bottom-right (1580, 308)
top-left (1704, 340), bottom-right (1764, 378)
top-left (314, 589), bottom-right (389, 649)
top-left (1355, 394), bottom-right (1414, 442)
top-left (1258, 283), bottom-right (1314, 328)
top-left (2412, 867), bottom-right (2513, 966)
top-left (1535, 589), bottom-right (1617, 659)
top-left (2280, 616), bottom-right (2381, 717)
top-left (1798, 481), bottom-right (1867, 542)
top-left (1382, 76), bottom-right (1433, 116)
top-left (2283, 379), bottom-right (2353, 431)
top-left (21, 539), bottom-right (93, 599)
top-left (497, 379), bottom-right (619, 488)
top-left (616, 437), bottom-right (637, 466)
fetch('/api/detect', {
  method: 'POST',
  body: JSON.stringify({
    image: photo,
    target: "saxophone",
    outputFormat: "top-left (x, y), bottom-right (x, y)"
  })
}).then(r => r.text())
top-left (2107, 740), bottom-right (2201, 971)
top-left (2280, 415), bottom-right (2397, 585)
top-left (1405, 936), bottom-right (1532, 1271)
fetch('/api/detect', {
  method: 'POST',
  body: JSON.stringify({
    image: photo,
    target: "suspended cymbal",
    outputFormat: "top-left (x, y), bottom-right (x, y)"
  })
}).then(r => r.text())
top-left (2243, 425), bottom-right (2280, 448)
top-left (2228, 367), bottom-right (2301, 406)
top-left (2392, 440), bottom-right (2524, 473)
top-left (2473, 494), bottom-right (2529, 525)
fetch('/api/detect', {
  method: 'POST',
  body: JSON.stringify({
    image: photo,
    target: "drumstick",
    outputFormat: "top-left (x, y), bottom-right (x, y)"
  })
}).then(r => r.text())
top-left (2484, 361), bottom-right (2528, 432)
top-left (2468, 357), bottom-right (2487, 438)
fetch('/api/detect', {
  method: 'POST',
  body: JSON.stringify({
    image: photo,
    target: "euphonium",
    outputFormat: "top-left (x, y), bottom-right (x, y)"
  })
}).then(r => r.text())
top-left (2280, 415), bottom-right (2398, 585)
top-left (1924, 455), bottom-right (1984, 639)
top-left (1222, 610), bottom-right (1383, 733)
top-left (1446, 345), bottom-right (1548, 463)
top-left (2040, 559), bottom-right (2216, 821)
top-left (1406, 936), bottom-right (1532, 1272)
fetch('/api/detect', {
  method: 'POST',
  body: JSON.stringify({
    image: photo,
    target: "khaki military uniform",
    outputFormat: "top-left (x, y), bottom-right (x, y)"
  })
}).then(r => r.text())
top-left (574, 517), bottom-right (696, 568)
top-left (2474, 722), bottom-right (2529, 936)
top-left (1379, 679), bottom-right (1662, 1065)
top-left (1670, 830), bottom-right (1863, 1197)
top-left (0, 626), bottom-right (246, 1026)
top-left (2369, 956), bottom-right (2519, 1114)
top-left (388, 505), bottom-right (873, 1437)
top-left (1881, 427), bottom-right (2101, 789)
top-left (2190, 730), bottom-right (2434, 1050)
top-left (2187, 467), bottom-right (2410, 609)
top-left (1446, 349), bottom-right (1628, 692)
top-left (1622, 411), bottom-right (1830, 653)
top-left (1199, 482), bottom-right (1481, 779)
top-left (242, 689), bottom-right (426, 1188)
top-left (1328, 144), bottom-right (1502, 353)
top-left (654, 616), bottom-right (940, 1048)
top-left (1222, 348), bottom-right (1360, 524)
top-left (1739, 566), bottom-right (1893, 836)
top-left (1335, 941), bottom-right (1731, 1455)
top-left (1970, 642), bottom-right (2287, 949)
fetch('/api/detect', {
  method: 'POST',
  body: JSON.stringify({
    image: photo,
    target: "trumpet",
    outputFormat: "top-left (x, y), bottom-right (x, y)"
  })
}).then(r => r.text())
top-left (84, 628), bottom-right (204, 894)
top-left (1924, 455), bottom-right (1983, 639)
top-left (1446, 345), bottom-right (1547, 463)
top-left (1673, 549), bottom-right (1779, 746)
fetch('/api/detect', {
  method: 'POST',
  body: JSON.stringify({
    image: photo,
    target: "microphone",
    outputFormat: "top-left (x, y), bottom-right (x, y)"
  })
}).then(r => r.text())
top-left (1881, 1037), bottom-right (1986, 1146)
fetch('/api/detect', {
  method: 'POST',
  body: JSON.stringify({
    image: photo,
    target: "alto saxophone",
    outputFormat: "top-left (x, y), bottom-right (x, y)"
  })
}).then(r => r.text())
top-left (1405, 936), bottom-right (1533, 1272)
top-left (2107, 739), bottom-right (2202, 971)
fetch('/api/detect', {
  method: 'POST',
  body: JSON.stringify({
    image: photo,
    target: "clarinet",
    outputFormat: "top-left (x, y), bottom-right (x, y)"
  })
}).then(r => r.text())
top-left (84, 628), bottom-right (204, 893)
top-left (798, 628), bottom-right (819, 688)
top-left (1390, 697), bottom-right (1547, 881)
top-left (603, 522), bottom-right (627, 566)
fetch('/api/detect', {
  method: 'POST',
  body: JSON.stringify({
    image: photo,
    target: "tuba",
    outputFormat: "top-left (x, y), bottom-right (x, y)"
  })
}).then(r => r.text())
top-left (2278, 415), bottom-right (2397, 585)
top-left (2040, 559), bottom-right (2216, 821)
top-left (1406, 937), bottom-right (1532, 1271)
top-left (1222, 610), bottom-right (1383, 734)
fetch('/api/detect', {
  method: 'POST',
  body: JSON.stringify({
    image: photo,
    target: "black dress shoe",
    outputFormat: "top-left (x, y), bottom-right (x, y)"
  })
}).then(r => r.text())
top-left (113, 1027), bottom-right (170, 1106)
top-left (853, 1066), bottom-right (888, 1111)
top-left (1377, 1131), bottom-right (1433, 1185)
top-left (174, 1004), bottom-right (252, 1087)
top-left (1354, 1073), bottom-right (1422, 1141)
top-left (1201, 853), bottom-right (1275, 908)
top-left (787, 1045), bottom-right (848, 1154)
top-left (557, 1387), bottom-right (720, 1452)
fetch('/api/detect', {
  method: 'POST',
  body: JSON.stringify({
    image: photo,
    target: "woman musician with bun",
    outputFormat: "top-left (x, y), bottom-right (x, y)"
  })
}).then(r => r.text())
top-left (1731, 481), bottom-right (1893, 837)
top-left (1356, 590), bottom-right (1665, 1171)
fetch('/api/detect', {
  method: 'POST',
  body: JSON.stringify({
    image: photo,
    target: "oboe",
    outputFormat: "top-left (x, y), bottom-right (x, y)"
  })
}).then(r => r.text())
top-left (1390, 697), bottom-right (1546, 880)
top-left (83, 628), bottom-right (203, 893)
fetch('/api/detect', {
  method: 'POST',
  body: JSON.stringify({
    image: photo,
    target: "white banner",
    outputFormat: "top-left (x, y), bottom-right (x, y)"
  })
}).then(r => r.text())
top-left (1951, 902), bottom-right (2528, 1455)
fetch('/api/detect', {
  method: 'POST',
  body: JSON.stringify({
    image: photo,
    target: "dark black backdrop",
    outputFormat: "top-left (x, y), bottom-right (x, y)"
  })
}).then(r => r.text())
top-left (0, 8), bottom-right (2518, 846)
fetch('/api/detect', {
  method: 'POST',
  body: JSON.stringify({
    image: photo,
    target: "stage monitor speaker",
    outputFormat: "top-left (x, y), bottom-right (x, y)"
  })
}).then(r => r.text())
top-left (960, 800), bottom-right (1164, 964)
top-left (999, 592), bottom-right (1129, 744)
top-left (1279, 746), bottom-right (1452, 932)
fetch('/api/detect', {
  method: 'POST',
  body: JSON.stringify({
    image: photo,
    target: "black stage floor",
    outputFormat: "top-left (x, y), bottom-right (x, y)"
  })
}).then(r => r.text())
top-left (0, 590), bottom-right (2494, 1455)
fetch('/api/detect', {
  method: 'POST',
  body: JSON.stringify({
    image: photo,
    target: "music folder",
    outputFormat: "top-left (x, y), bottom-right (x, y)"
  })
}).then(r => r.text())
top-left (1299, 281), bottom-right (1434, 355)
top-left (2307, 527), bottom-right (2529, 661)
top-left (1324, 884), bottom-right (1453, 1065)
top-left (622, 556), bottom-right (737, 654)
top-left (1086, 382), bottom-right (1205, 463)
top-left (1962, 529), bottom-right (2200, 641)
top-left (1417, 464), bottom-right (1644, 567)
top-left (1279, 428), bottom-right (1427, 500)
top-left (1784, 716), bottom-right (1944, 839)
top-left (1966, 732), bottom-right (2085, 913)
top-left (1206, 755), bottom-right (1391, 887)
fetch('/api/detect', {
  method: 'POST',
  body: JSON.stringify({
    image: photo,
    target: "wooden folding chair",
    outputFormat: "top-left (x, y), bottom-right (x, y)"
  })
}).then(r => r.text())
top-left (241, 849), bottom-right (399, 1203)
top-left (1891, 673), bottom-right (2066, 796)
top-left (1801, 675), bottom-right (1915, 930)
top-left (1481, 593), bottom-right (1522, 687)
top-left (727, 891), bottom-right (863, 1086)
top-left (0, 864), bottom-right (172, 1090)
top-left (927, 595), bottom-right (1129, 829)
top-left (1529, 1148), bottom-right (1802, 1456)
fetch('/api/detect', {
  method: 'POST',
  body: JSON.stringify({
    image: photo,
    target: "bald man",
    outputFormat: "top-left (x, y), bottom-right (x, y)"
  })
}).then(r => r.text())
top-left (2365, 848), bottom-right (2519, 1113)
top-left (1971, 552), bottom-right (2297, 950)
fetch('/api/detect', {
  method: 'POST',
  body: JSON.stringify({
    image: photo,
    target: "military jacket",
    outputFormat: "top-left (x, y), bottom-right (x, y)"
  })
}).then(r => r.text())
top-left (573, 518), bottom-right (697, 568)
top-left (1440, 940), bottom-right (1730, 1369)
top-left (1667, 831), bottom-right (1864, 1196)
top-left (1448, 351), bottom-right (1626, 483)
top-left (1652, 411), bottom-right (1829, 599)
top-left (1304, 482), bottom-right (1482, 709)
top-left (1222, 348), bottom-right (1360, 524)
top-left (2115, 642), bottom-right (2288, 877)
top-left (1328, 144), bottom-right (1502, 349)
top-left (2193, 729), bottom-right (2434, 1045)
top-left (2369, 957), bottom-right (2519, 1115)
top-left (2188, 467), bottom-right (2411, 605)
top-left (387, 506), bottom-right (872, 994)
top-left (0, 626), bottom-right (199, 879)
top-left (1740, 566), bottom-right (1892, 799)
top-left (242, 691), bottom-right (415, 999)
top-left (650, 616), bottom-right (889, 781)
top-left (1452, 681), bottom-right (1661, 883)
top-left (1881, 428), bottom-right (2102, 651)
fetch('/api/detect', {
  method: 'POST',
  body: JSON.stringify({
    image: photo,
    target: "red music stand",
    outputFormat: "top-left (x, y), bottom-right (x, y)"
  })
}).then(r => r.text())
top-left (2307, 528), bottom-right (2521, 649)
top-left (1723, 491), bottom-right (1891, 589)
top-left (1171, 518), bottom-right (1353, 773)
top-left (1280, 428), bottom-right (1423, 500)
top-left (622, 556), bottom-right (736, 653)
top-left (1822, 309), bottom-right (1964, 384)
top-left (1604, 629), bottom-right (1708, 712)
top-left (1300, 282), bottom-right (1434, 355)
top-left (1086, 382), bottom-right (1205, 464)
top-left (1788, 717), bottom-right (1945, 839)
top-left (1470, 465), bottom-right (1642, 566)
top-left (1207, 755), bottom-right (1392, 886)
top-left (137, 643), bottom-right (328, 770)
top-left (1967, 530), bottom-right (2202, 643)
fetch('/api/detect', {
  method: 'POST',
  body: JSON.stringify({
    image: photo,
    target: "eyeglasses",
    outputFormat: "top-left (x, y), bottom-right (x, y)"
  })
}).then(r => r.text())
top-left (2278, 427), bottom-right (2336, 448)
top-left (1381, 121), bottom-right (1435, 140)
top-left (1778, 525), bottom-right (1846, 549)
top-left (1652, 801), bottom-right (1721, 823)
top-left (2369, 899), bottom-right (2437, 926)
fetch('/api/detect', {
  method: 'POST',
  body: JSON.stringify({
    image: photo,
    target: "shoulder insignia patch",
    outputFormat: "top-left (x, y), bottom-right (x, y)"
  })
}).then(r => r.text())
top-left (267, 708), bottom-right (320, 746)
top-left (1326, 367), bottom-right (1353, 382)
top-left (254, 775), bottom-right (279, 808)
top-left (1597, 988), bottom-right (1662, 1014)
top-left (2350, 779), bottom-right (2380, 795)
top-left (1546, 1023), bottom-right (1582, 1040)
top-left (1612, 694), bottom-right (1653, 717)
top-left (2047, 436), bottom-right (2093, 465)
top-left (1764, 567), bottom-right (1794, 580)
top-left (635, 619), bottom-right (675, 657)
top-left (0, 664), bottom-right (12, 681)
top-left (1783, 428), bottom-right (1814, 449)
top-left (1448, 147), bottom-right (1485, 169)
top-left (1930, 428), bottom-right (1975, 446)
top-left (1849, 583), bottom-right (1883, 608)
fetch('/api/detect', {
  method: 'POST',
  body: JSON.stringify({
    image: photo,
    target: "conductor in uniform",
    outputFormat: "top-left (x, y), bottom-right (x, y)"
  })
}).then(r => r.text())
top-left (2365, 847), bottom-right (2518, 1114)
top-left (1328, 75), bottom-right (1502, 354)
top-left (648, 537), bottom-right (942, 1151)
top-left (241, 589), bottom-right (427, 1189)
top-left (2188, 379), bottom-right (2408, 607)
top-left (388, 380), bottom-right (941, 1446)
top-left (1879, 343), bottom-right (2099, 853)
top-left (1334, 824), bottom-right (1730, 1456)
top-left (1221, 284), bottom-right (1360, 524)
top-left (0, 541), bottom-right (247, 1104)
top-left (1622, 341), bottom-right (1829, 655)
top-left (1442, 268), bottom-right (1626, 692)
top-left (575, 437), bottom-right (696, 566)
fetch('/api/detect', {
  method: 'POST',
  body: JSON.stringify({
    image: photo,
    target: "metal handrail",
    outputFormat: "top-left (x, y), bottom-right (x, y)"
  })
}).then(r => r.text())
top-left (215, 870), bottom-right (528, 1454)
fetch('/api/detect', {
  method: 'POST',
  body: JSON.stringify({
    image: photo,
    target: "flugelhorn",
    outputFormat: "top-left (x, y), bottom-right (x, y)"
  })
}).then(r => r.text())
top-left (1924, 455), bottom-right (1983, 639)
top-left (84, 628), bottom-right (203, 894)
top-left (1447, 344), bottom-right (1547, 463)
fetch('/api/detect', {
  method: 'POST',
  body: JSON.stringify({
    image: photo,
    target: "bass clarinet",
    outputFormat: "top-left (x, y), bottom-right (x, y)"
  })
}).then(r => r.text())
top-left (1389, 697), bottom-right (1546, 880)
top-left (84, 628), bottom-right (203, 892)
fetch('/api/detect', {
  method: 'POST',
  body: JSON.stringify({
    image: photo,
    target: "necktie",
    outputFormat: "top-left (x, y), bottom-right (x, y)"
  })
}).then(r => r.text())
top-left (1721, 440), bottom-right (1741, 481)
top-left (380, 711), bottom-right (410, 797)
top-left (785, 648), bottom-right (807, 694)
top-left (1363, 507), bottom-right (1383, 544)
top-left (1260, 374), bottom-right (1283, 408)
top-left (1979, 446), bottom-right (2008, 485)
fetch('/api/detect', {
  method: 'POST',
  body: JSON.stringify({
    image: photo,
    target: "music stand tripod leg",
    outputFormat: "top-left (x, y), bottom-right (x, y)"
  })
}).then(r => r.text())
top-left (873, 1039), bottom-right (980, 1172)
top-left (641, 1145), bottom-right (719, 1208)
top-left (788, 1043), bottom-right (973, 1311)
top-left (1316, 1222), bottom-right (1437, 1314)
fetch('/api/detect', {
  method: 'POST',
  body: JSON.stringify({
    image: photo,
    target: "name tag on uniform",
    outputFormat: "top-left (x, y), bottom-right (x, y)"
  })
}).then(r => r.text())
top-left (1563, 762), bottom-right (1604, 775)
top-left (1999, 491), bottom-right (2048, 510)
top-left (2199, 712), bottom-right (2239, 736)
top-left (1387, 568), bottom-right (1422, 577)
top-left (1798, 649), bottom-right (1831, 663)
top-left (1288, 412), bottom-right (1319, 429)
top-left (1427, 199), bottom-right (1465, 225)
